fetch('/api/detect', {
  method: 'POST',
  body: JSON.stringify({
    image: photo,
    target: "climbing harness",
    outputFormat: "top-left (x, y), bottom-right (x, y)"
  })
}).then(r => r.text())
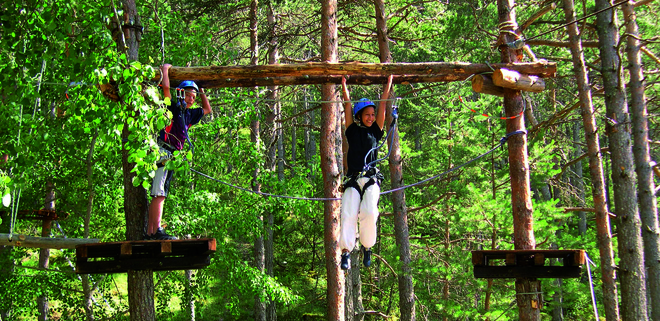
top-left (341, 168), bottom-right (384, 200)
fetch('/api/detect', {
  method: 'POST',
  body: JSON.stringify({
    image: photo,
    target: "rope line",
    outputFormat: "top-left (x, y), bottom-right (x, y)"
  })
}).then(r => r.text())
top-left (515, 1), bottom-right (627, 46)
top-left (191, 131), bottom-right (526, 201)
top-left (585, 252), bottom-right (600, 321)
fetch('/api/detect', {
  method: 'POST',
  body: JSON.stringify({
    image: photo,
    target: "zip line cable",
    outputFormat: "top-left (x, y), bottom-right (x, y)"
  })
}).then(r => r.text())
top-left (507, 0), bottom-right (627, 49)
top-left (190, 130), bottom-right (526, 201)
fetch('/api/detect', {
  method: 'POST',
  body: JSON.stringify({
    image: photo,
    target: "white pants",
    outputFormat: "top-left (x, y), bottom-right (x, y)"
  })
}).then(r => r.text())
top-left (339, 177), bottom-right (380, 251)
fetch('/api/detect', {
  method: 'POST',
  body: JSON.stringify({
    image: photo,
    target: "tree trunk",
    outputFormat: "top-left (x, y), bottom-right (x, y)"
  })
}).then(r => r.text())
top-left (623, 2), bottom-right (660, 318)
top-left (564, 2), bottom-right (620, 320)
top-left (496, 1), bottom-right (540, 319)
top-left (321, 0), bottom-right (344, 319)
top-left (185, 268), bottom-right (195, 321)
top-left (266, 6), bottom-right (278, 320)
top-left (82, 130), bottom-right (98, 321)
top-left (595, 1), bottom-right (649, 320)
top-left (248, 1), bottom-right (266, 320)
top-left (119, 1), bottom-right (155, 320)
top-left (571, 121), bottom-right (586, 235)
top-left (37, 182), bottom-right (54, 321)
top-left (304, 87), bottom-right (316, 180)
top-left (550, 243), bottom-right (564, 321)
top-left (0, 210), bottom-right (13, 320)
top-left (374, 0), bottom-right (415, 320)
top-left (122, 123), bottom-right (155, 321)
top-left (344, 250), bottom-right (363, 321)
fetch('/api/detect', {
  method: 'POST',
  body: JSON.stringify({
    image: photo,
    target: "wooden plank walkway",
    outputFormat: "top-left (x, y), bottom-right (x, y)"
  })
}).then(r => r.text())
top-left (76, 238), bottom-right (216, 274)
top-left (471, 249), bottom-right (585, 279)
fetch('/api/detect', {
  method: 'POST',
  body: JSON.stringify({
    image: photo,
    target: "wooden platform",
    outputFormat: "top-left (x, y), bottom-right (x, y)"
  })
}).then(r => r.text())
top-left (75, 238), bottom-right (216, 274)
top-left (471, 249), bottom-right (584, 279)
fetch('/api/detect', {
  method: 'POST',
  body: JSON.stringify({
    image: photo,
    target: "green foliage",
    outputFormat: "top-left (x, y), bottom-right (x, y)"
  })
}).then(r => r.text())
top-left (2, 0), bottom-right (659, 319)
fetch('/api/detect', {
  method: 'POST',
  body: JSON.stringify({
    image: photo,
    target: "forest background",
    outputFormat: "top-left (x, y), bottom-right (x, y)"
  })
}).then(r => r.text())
top-left (1, 0), bottom-right (659, 320)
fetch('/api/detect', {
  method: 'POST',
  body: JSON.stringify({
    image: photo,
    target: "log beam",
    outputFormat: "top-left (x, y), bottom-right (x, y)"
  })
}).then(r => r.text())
top-left (472, 74), bottom-right (505, 96)
top-left (150, 62), bottom-right (556, 88)
top-left (493, 68), bottom-right (546, 92)
top-left (0, 234), bottom-right (99, 249)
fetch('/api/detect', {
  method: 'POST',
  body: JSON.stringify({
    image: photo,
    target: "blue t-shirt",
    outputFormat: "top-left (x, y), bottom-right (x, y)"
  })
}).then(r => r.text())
top-left (158, 100), bottom-right (205, 150)
top-left (345, 123), bottom-right (384, 176)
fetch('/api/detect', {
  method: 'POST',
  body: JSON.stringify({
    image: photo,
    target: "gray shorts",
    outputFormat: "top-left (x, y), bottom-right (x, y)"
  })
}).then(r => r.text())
top-left (150, 145), bottom-right (174, 197)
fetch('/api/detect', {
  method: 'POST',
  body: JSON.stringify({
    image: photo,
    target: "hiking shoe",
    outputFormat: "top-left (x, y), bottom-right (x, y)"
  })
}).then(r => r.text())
top-left (340, 252), bottom-right (350, 270)
top-left (152, 228), bottom-right (177, 240)
top-left (363, 247), bottom-right (372, 267)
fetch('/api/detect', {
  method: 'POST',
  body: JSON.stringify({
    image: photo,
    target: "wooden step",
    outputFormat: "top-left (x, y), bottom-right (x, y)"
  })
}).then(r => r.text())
top-left (471, 249), bottom-right (585, 279)
top-left (75, 238), bottom-right (216, 274)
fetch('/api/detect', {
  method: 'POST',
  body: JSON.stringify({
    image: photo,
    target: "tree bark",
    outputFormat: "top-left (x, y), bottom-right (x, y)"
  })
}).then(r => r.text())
top-left (471, 74), bottom-right (505, 97)
top-left (82, 129), bottom-right (98, 321)
top-left (344, 250), bottom-right (363, 321)
top-left (492, 68), bottom-right (545, 92)
top-left (321, 0), bottom-right (344, 319)
top-left (249, 1), bottom-right (266, 320)
top-left (496, 0), bottom-right (540, 319)
top-left (622, 2), bottom-right (660, 318)
top-left (571, 121), bottom-right (586, 235)
top-left (152, 62), bottom-right (556, 88)
top-left (37, 182), bottom-right (55, 321)
top-left (374, 0), bottom-right (415, 320)
top-left (119, 1), bottom-right (155, 320)
top-left (185, 268), bottom-right (195, 321)
top-left (0, 211), bottom-right (12, 320)
top-left (595, 1), bottom-right (648, 320)
top-left (563, 2), bottom-right (620, 320)
top-left (266, 5), bottom-right (278, 320)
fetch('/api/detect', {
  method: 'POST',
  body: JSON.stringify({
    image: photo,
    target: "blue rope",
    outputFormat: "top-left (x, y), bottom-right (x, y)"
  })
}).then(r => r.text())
top-left (363, 104), bottom-right (399, 172)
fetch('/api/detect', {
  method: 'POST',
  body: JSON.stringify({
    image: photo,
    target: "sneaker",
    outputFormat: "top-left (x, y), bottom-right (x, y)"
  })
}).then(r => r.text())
top-left (152, 228), bottom-right (177, 240)
top-left (340, 252), bottom-right (350, 270)
top-left (363, 247), bottom-right (372, 267)
top-left (143, 233), bottom-right (154, 240)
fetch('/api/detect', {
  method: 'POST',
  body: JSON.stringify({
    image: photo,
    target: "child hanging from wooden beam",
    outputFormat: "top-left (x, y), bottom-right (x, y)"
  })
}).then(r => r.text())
top-left (339, 75), bottom-right (393, 269)
top-left (146, 64), bottom-right (212, 240)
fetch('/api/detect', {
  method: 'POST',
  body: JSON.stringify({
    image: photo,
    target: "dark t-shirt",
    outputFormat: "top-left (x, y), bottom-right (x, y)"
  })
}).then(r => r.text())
top-left (158, 100), bottom-right (205, 150)
top-left (345, 122), bottom-right (384, 176)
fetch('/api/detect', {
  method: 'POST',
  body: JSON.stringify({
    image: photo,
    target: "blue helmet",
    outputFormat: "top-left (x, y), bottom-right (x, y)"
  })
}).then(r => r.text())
top-left (353, 98), bottom-right (375, 117)
top-left (177, 80), bottom-right (199, 92)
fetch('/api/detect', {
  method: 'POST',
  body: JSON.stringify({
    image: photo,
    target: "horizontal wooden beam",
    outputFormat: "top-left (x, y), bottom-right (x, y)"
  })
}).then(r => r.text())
top-left (0, 234), bottom-right (99, 249)
top-left (152, 62), bottom-right (556, 88)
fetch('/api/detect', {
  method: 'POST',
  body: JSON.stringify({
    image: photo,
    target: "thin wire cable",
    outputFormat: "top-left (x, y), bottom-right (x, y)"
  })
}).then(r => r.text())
top-left (191, 131), bottom-right (525, 201)
top-left (382, 131), bottom-right (524, 195)
top-left (42, 81), bottom-right (446, 105)
top-left (522, 1), bottom-right (627, 43)
top-left (585, 252), bottom-right (600, 321)
top-left (190, 169), bottom-right (341, 201)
